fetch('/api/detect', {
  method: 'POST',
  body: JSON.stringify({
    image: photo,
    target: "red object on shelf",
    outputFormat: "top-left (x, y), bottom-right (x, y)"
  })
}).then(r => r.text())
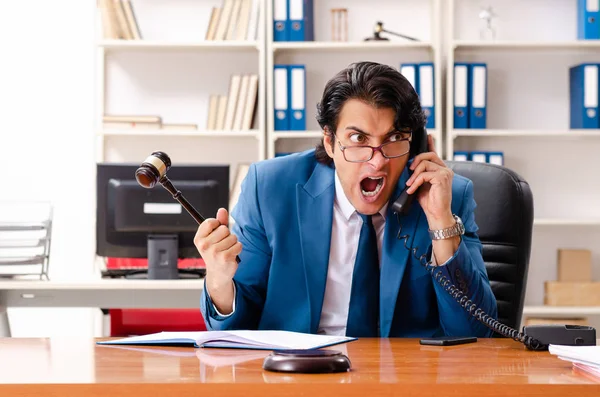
top-left (106, 257), bottom-right (207, 337)
top-left (110, 309), bottom-right (207, 337)
top-left (106, 257), bottom-right (205, 269)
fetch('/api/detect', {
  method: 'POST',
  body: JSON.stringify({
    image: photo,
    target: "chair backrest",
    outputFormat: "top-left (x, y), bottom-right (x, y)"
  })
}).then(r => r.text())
top-left (445, 161), bottom-right (534, 332)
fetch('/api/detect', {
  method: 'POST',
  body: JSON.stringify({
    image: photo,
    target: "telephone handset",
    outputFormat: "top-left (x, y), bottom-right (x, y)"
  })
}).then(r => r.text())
top-left (390, 128), bottom-right (429, 215)
top-left (390, 130), bottom-right (595, 351)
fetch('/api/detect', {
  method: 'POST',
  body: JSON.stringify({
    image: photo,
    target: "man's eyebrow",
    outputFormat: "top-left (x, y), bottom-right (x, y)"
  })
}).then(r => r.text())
top-left (344, 126), bottom-right (411, 137)
top-left (344, 126), bottom-right (370, 135)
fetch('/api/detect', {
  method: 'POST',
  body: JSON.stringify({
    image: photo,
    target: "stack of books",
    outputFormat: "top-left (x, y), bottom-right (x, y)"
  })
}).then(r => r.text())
top-left (98, 0), bottom-right (142, 40)
top-left (205, 0), bottom-right (261, 41)
top-left (206, 74), bottom-right (259, 130)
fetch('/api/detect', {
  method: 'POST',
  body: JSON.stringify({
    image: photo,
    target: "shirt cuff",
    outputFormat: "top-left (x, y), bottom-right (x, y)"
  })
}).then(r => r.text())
top-left (430, 237), bottom-right (462, 267)
top-left (206, 280), bottom-right (236, 318)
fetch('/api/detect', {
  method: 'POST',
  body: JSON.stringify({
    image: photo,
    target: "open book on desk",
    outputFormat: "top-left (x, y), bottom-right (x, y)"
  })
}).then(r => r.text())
top-left (97, 330), bottom-right (356, 351)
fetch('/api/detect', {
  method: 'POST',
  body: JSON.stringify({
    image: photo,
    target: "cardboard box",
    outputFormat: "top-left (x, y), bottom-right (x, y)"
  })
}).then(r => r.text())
top-left (544, 282), bottom-right (600, 306)
top-left (557, 249), bottom-right (592, 282)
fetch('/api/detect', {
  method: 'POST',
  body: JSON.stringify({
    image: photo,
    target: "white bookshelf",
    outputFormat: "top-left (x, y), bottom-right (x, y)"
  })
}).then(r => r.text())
top-left (452, 129), bottom-right (600, 138)
top-left (446, 0), bottom-right (600, 328)
top-left (523, 306), bottom-right (600, 317)
top-left (265, 0), bottom-right (444, 159)
top-left (272, 131), bottom-right (323, 140)
top-left (98, 40), bottom-right (260, 51)
top-left (95, 0), bottom-right (267, 181)
top-left (99, 129), bottom-right (261, 138)
top-left (534, 218), bottom-right (600, 227)
top-left (272, 41), bottom-right (433, 52)
top-left (453, 40), bottom-right (600, 50)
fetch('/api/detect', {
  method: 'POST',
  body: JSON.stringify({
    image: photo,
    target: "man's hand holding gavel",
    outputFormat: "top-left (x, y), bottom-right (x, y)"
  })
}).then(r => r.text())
top-left (194, 207), bottom-right (242, 315)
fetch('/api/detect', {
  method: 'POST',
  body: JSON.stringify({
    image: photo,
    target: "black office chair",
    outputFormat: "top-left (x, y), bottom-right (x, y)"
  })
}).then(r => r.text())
top-left (445, 161), bottom-right (534, 334)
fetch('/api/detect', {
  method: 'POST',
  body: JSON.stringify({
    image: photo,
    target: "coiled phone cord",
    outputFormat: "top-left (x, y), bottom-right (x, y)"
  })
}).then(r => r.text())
top-left (395, 213), bottom-right (545, 351)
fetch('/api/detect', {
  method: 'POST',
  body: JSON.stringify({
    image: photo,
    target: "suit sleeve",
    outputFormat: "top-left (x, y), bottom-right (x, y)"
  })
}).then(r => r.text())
top-left (430, 179), bottom-right (498, 337)
top-left (200, 163), bottom-right (272, 330)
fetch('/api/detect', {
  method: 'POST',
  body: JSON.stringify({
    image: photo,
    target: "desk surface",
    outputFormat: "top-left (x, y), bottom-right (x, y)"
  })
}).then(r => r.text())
top-left (0, 338), bottom-right (598, 396)
top-left (0, 279), bottom-right (204, 309)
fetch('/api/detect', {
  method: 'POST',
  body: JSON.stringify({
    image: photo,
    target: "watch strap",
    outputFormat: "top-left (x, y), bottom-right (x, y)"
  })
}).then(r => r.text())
top-left (428, 215), bottom-right (465, 240)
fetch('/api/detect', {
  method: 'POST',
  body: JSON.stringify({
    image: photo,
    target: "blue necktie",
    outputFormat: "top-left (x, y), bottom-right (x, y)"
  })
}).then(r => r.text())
top-left (346, 213), bottom-right (380, 337)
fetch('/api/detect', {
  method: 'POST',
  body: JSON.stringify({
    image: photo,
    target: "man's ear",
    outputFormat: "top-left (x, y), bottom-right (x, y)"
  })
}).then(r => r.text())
top-left (323, 128), bottom-right (334, 159)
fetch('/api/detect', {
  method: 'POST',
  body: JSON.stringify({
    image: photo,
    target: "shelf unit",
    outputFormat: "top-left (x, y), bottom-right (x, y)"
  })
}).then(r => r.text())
top-left (265, 0), bottom-right (444, 159)
top-left (97, 40), bottom-right (260, 51)
top-left (523, 306), bottom-right (600, 317)
top-left (95, 0), bottom-right (267, 166)
top-left (452, 129), bottom-right (600, 138)
top-left (453, 40), bottom-right (600, 50)
top-left (272, 41), bottom-right (434, 52)
top-left (98, 129), bottom-right (261, 138)
top-left (534, 218), bottom-right (600, 227)
top-left (445, 4), bottom-right (600, 158)
top-left (446, 0), bottom-right (600, 327)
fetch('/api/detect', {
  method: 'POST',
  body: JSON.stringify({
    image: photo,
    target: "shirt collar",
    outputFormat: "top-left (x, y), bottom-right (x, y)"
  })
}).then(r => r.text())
top-left (334, 170), bottom-right (388, 221)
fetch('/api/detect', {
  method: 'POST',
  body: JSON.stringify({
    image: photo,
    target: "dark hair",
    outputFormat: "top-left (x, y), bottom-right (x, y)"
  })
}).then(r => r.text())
top-left (315, 61), bottom-right (427, 166)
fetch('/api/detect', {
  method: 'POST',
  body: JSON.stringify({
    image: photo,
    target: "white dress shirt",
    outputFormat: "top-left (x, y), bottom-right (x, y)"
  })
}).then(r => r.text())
top-left (317, 171), bottom-right (387, 335)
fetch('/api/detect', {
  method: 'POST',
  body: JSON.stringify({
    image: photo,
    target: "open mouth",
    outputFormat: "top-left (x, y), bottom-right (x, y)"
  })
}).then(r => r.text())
top-left (360, 176), bottom-right (384, 197)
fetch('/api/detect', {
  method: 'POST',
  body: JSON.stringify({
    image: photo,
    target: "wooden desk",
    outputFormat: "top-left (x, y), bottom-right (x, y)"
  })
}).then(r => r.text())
top-left (0, 338), bottom-right (598, 396)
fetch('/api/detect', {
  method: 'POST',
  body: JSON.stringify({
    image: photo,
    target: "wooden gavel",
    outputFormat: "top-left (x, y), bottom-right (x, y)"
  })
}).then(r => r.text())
top-left (135, 151), bottom-right (241, 263)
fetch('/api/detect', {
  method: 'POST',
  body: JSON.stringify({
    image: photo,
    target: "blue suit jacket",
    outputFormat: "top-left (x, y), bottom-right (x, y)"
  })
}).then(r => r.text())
top-left (200, 150), bottom-right (498, 337)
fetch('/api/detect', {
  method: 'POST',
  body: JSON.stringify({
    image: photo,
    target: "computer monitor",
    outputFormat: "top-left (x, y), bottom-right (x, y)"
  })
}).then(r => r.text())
top-left (96, 163), bottom-right (229, 279)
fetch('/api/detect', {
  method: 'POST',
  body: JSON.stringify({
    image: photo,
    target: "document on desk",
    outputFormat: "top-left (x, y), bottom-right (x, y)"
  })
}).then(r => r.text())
top-left (549, 344), bottom-right (600, 367)
top-left (549, 344), bottom-right (600, 380)
top-left (97, 330), bottom-right (356, 350)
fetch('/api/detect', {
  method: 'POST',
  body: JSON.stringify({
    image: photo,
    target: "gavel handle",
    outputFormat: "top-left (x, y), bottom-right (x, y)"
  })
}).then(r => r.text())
top-left (160, 177), bottom-right (241, 264)
top-left (172, 190), bottom-right (206, 225)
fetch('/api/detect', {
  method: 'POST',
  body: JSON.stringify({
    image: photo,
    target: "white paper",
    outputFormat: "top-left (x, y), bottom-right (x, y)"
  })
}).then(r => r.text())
top-left (549, 344), bottom-right (600, 366)
top-left (101, 330), bottom-right (355, 350)
top-left (197, 330), bottom-right (353, 349)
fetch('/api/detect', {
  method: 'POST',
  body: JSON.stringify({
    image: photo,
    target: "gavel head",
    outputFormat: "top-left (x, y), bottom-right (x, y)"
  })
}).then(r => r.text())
top-left (135, 151), bottom-right (172, 188)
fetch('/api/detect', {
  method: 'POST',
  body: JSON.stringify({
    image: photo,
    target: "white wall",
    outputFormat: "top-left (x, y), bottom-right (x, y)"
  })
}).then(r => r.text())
top-left (0, 0), bottom-right (99, 336)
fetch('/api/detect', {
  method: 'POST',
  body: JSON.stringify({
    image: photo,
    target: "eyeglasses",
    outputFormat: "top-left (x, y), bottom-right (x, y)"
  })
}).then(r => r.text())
top-left (333, 132), bottom-right (412, 163)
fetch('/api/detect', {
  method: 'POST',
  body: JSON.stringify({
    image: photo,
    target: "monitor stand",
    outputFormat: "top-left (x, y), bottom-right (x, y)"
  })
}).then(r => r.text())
top-left (147, 234), bottom-right (179, 280)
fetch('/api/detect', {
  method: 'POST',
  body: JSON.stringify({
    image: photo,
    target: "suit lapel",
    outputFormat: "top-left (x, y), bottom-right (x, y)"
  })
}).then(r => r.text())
top-left (296, 163), bottom-right (335, 333)
top-left (379, 167), bottom-right (423, 337)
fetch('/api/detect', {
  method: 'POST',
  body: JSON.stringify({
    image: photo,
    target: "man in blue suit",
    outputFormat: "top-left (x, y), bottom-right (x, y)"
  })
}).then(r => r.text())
top-left (196, 61), bottom-right (497, 338)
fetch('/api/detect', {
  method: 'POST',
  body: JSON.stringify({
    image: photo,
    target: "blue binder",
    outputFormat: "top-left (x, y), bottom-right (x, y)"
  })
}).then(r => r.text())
top-left (469, 63), bottom-right (487, 129)
top-left (470, 152), bottom-right (487, 163)
top-left (578, 0), bottom-right (600, 40)
top-left (274, 64), bottom-right (290, 131)
top-left (273, 0), bottom-right (289, 41)
top-left (570, 63), bottom-right (599, 129)
top-left (400, 63), bottom-right (419, 96)
top-left (453, 63), bottom-right (470, 129)
top-left (418, 63), bottom-right (435, 129)
top-left (453, 151), bottom-right (469, 161)
top-left (487, 152), bottom-right (504, 166)
top-left (288, 64), bottom-right (306, 130)
top-left (288, 0), bottom-right (314, 41)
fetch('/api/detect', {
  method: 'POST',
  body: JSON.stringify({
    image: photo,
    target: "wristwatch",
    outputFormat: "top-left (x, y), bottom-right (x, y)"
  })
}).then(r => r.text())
top-left (428, 215), bottom-right (465, 240)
